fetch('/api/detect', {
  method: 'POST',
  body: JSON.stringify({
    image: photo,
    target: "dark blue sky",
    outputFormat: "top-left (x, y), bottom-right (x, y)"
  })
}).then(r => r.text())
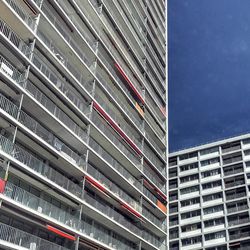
top-left (168, 0), bottom-right (250, 152)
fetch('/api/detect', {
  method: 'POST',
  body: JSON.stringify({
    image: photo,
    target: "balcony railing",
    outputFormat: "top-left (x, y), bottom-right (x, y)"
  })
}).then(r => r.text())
top-left (32, 53), bottom-right (93, 109)
top-left (144, 144), bottom-right (165, 175)
top-left (142, 206), bottom-right (166, 231)
top-left (5, 0), bottom-right (37, 30)
top-left (143, 186), bottom-right (158, 205)
top-left (0, 135), bottom-right (83, 198)
top-left (0, 18), bottom-right (32, 58)
top-left (225, 180), bottom-right (245, 189)
top-left (3, 182), bottom-right (134, 250)
top-left (89, 138), bottom-right (142, 190)
top-left (228, 218), bottom-right (250, 226)
top-left (224, 168), bottom-right (243, 176)
top-left (84, 192), bottom-right (140, 236)
top-left (37, 30), bottom-right (95, 89)
top-left (230, 231), bottom-right (250, 241)
top-left (143, 166), bottom-right (165, 192)
top-left (87, 163), bottom-right (141, 213)
top-left (92, 111), bottom-right (141, 168)
top-left (226, 192), bottom-right (246, 201)
top-left (0, 92), bottom-right (86, 169)
top-left (145, 132), bottom-right (166, 159)
top-left (94, 92), bottom-right (142, 150)
top-left (227, 205), bottom-right (248, 214)
top-left (95, 68), bottom-right (144, 132)
top-left (0, 222), bottom-right (70, 250)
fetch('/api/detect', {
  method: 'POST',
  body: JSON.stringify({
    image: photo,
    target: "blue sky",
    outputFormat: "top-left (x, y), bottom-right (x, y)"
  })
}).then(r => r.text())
top-left (168, 0), bottom-right (250, 152)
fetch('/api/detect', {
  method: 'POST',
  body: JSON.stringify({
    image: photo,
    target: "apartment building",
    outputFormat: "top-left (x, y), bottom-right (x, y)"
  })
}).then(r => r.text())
top-left (0, 0), bottom-right (167, 249)
top-left (168, 134), bottom-right (250, 250)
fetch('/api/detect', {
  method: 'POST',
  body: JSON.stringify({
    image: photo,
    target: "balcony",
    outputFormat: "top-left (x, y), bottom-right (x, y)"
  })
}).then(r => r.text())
top-left (0, 18), bottom-right (32, 58)
top-left (230, 231), bottom-right (250, 241)
top-left (204, 224), bottom-right (226, 233)
top-left (89, 138), bottom-right (142, 192)
top-left (226, 192), bottom-right (246, 201)
top-left (181, 229), bottom-right (202, 238)
top-left (2, 182), bottom-right (134, 250)
top-left (180, 203), bottom-right (200, 212)
top-left (228, 218), bottom-right (250, 227)
top-left (87, 163), bottom-right (142, 214)
top-left (143, 144), bottom-right (166, 176)
top-left (204, 237), bottom-right (226, 246)
top-left (0, 222), bottom-right (70, 250)
top-left (94, 65), bottom-right (144, 132)
top-left (32, 53), bottom-right (93, 110)
top-left (91, 111), bottom-right (141, 168)
top-left (225, 179), bottom-right (245, 189)
top-left (203, 211), bottom-right (224, 220)
top-left (142, 206), bottom-right (167, 231)
top-left (227, 205), bottom-right (249, 214)
top-left (4, 0), bottom-right (37, 31)
top-left (0, 92), bottom-right (86, 170)
top-left (0, 135), bottom-right (83, 199)
top-left (94, 93), bottom-right (142, 151)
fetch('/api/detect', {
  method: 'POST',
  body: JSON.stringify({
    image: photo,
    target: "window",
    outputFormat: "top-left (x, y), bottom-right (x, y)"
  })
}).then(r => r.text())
top-left (205, 231), bottom-right (225, 241)
top-left (204, 218), bottom-right (224, 228)
top-left (201, 157), bottom-right (219, 167)
top-left (180, 185), bottom-right (199, 195)
top-left (181, 210), bottom-right (201, 219)
top-left (200, 147), bottom-right (219, 156)
top-left (201, 168), bottom-right (220, 178)
top-left (180, 162), bottom-right (198, 172)
top-left (203, 192), bottom-right (222, 202)
top-left (204, 205), bottom-right (223, 215)
top-left (180, 174), bottom-right (199, 183)
top-left (182, 223), bottom-right (201, 232)
top-left (181, 197), bottom-right (200, 207)
top-left (179, 152), bottom-right (198, 161)
top-left (202, 180), bottom-right (221, 190)
top-left (182, 236), bottom-right (201, 246)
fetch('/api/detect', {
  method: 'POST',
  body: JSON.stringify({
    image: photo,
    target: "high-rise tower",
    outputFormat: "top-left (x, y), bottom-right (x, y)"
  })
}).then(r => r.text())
top-left (169, 134), bottom-right (250, 250)
top-left (0, 0), bottom-right (167, 249)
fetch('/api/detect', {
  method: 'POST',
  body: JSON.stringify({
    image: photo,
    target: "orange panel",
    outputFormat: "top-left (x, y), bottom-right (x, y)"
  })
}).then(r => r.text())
top-left (157, 200), bottom-right (167, 213)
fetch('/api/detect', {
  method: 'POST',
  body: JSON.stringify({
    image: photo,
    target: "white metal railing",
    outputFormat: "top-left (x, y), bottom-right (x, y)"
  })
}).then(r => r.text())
top-left (3, 181), bottom-right (135, 250)
top-left (144, 144), bottom-right (165, 175)
top-left (5, 0), bottom-right (37, 30)
top-left (0, 92), bottom-right (86, 169)
top-left (95, 66), bottom-right (144, 132)
top-left (0, 18), bottom-right (32, 58)
top-left (87, 163), bottom-right (141, 213)
top-left (32, 53), bottom-right (93, 111)
top-left (0, 222), bottom-right (70, 250)
top-left (89, 138), bottom-right (142, 190)
top-left (92, 111), bottom-right (142, 168)
top-left (145, 132), bottom-right (166, 159)
top-left (95, 92), bottom-right (142, 149)
top-left (0, 134), bottom-right (83, 198)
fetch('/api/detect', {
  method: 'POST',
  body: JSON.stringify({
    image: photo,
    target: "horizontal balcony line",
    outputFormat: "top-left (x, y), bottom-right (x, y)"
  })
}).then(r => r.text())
top-left (1, 181), bottom-right (134, 250)
top-left (92, 111), bottom-right (142, 168)
top-left (93, 101), bottom-right (142, 156)
top-left (0, 136), bottom-right (162, 236)
top-left (5, 0), bottom-right (37, 30)
top-left (143, 179), bottom-right (167, 202)
top-left (95, 65), bottom-right (144, 132)
top-left (114, 63), bottom-right (144, 104)
top-left (87, 163), bottom-right (142, 215)
top-left (0, 222), bottom-right (70, 250)
top-left (0, 18), bottom-right (32, 58)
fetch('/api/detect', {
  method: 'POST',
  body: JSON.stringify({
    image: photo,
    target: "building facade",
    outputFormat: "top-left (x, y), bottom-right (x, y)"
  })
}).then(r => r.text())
top-left (0, 0), bottom-right (167, 249)
top-left (169, 134), bottom-right (250, 250)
